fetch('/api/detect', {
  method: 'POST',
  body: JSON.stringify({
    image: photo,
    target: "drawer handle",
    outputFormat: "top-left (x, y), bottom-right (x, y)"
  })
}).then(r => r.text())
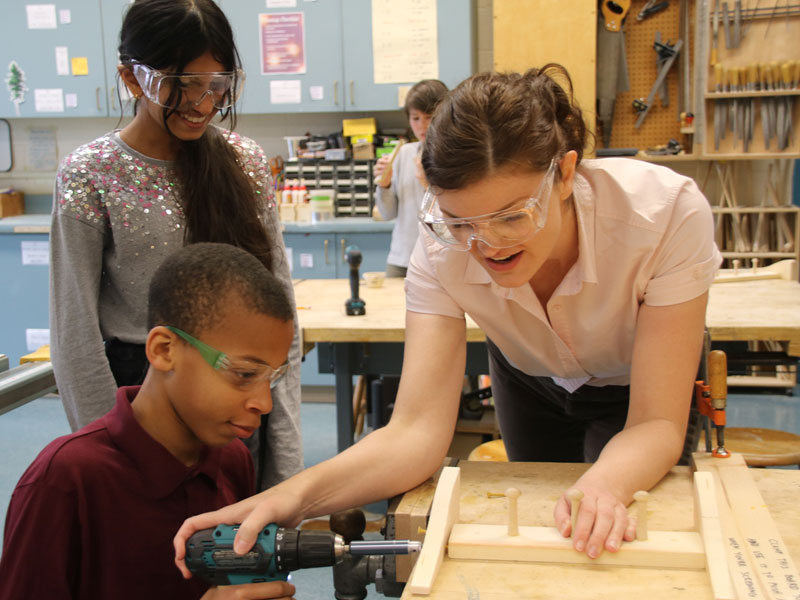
top-left (349, 80), bottom-right (354, 105)
top-left (334, 81), bottom-right (339, 105)
top-left (341, 238), bottom-right (346, 262)
top-left (324, 239), bottom-right (329, 264)
top-left (96, 87), bottom-right (102, 111)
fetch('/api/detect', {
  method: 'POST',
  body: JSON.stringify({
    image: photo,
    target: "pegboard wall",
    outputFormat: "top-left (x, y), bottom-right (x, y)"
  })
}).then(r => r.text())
top-left (608, 0), bottom-right (696, 151)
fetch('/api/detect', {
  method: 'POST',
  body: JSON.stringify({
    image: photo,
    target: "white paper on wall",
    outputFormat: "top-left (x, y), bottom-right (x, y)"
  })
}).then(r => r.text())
top-left (26, 4), bottom-right (57, 29)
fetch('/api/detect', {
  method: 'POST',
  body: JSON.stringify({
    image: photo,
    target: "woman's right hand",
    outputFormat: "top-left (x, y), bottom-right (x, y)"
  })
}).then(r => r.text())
top-left (200, 581), bottom-right (295, 600)
top-left (174, 488), bottom-right (305, 580)
top-left (373, 155), bottom-right (392, 187)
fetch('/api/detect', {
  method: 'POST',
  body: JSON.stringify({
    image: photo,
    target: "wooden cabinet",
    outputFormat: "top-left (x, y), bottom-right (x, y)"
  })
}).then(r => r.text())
top-left (220, 0), bottom-right (474, 114)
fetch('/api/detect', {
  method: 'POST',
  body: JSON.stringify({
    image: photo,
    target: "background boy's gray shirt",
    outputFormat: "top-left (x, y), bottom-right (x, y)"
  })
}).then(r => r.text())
top-left (49, 129), bottom-right (303, 487)
top-left (374, 141), bottom-right (424, 268)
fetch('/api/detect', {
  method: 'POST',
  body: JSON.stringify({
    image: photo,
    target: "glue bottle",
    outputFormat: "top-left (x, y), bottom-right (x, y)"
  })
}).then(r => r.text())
top-left (281, 181), bottom-right (293, 204)
top-left (295, 179), bottom-right (308, 203)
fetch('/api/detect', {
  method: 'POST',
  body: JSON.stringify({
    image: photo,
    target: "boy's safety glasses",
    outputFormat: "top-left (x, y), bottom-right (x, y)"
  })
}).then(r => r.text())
top-left (166, 326), bottom-right (289, 389)
top-left (419, 159), bottom-right (558, 251)
top-left (130, 62), bottom-right (245, 110)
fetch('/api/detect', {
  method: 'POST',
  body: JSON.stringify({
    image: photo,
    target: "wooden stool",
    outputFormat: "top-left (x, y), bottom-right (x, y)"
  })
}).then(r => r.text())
top-left (467, 438), bottom-right (508, 462)
top-left (721, 427), bottom-right (800, 467)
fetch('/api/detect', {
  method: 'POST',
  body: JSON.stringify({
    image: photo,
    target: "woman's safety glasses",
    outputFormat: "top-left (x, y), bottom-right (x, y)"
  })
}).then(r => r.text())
top-left (166, 326), bottom-right (289, 389)
top-left (419, 159), bottom-right (558, 251)
top-left (131, 62), bottom-right (244, 110)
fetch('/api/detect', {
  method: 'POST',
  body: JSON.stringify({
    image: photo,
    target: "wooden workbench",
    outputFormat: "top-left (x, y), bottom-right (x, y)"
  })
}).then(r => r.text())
top-left (294, 276), bottom-right (800, 449)
top-left (295, 276), bottom-right (800, 352)
top-left (395, 461), bottom-right (800, 599)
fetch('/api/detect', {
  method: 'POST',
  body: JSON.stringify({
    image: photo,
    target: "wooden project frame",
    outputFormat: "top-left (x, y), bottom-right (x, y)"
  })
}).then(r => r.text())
top-left (405, 457), bottom-right (800, 598)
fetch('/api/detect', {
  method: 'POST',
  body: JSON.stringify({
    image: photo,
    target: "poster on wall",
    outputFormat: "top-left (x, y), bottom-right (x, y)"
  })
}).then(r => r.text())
top-left (260, 12), bottom-right (306, 75)
top-left (371, 0), bottom-right (438, 84)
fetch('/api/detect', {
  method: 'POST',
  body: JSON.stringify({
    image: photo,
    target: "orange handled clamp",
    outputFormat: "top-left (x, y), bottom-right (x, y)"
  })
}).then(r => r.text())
top-left (695, 349), bottom-right (730, 458)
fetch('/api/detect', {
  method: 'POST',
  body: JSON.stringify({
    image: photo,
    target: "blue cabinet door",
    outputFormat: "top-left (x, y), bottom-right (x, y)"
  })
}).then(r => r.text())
top-left (100, 0), bottom-right (138, 119)
top-left (334, 232), bottom-right (389, 276)
top-left (283, 232), bottom-right (338, 278)
top-left (220, 0), bottom-right (345, 114)
top-left (0, 2), bottom-right (110, 118)
top-left (341, 0), bottom-right (474, 111)
top-left (0, 234), bottom-right (50, 365)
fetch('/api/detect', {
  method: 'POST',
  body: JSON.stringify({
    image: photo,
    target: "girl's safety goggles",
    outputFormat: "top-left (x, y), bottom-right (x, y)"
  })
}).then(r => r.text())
top-left (131, 62), bottom-right (245, 110)
top-left (166, 326), bottom-right (289, 389)
top-left (419, 159), bottom-right (557, 251)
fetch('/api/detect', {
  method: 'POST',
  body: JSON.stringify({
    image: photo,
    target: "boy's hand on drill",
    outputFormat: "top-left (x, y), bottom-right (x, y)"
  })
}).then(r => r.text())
top-left (174, 489), bottom-right (305, 579)
top-left (201, 581), bottom-right (295, 600)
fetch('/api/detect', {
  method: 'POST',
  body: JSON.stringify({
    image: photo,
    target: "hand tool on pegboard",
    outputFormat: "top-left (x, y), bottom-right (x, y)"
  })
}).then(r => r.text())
top-left (759, 63), bottom-right (772, 149)
top-left (710, 0), bottom-right (720, 65)
top-left (596, 0), bottom-right (632, 147)
top-left (632, 37), bottom-right (683, 128)
top-left (678, 0), bottom-right (690, 120)
top-left (636, 0), bottom-right (669, 21)
top-left (712, 63), bottom-right (727, 150)
top-left (779, 60), bottom-right (794, 151)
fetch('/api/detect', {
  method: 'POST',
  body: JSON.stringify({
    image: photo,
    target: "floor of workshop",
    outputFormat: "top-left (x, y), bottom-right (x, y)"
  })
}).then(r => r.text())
top-left (0, 383), bottom-right (798, 598)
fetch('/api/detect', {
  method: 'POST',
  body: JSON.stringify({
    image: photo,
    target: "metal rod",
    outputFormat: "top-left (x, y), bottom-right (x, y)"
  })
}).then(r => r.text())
top-left (346, 540), bottom-right (422, 556)
top-left (0, 362), bottom-right (57, 416)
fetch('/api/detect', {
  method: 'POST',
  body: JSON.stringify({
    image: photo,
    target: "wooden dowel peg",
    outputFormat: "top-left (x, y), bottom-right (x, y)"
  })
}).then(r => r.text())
top-left (633, 490), bottom-right (649, 541)
top-left (505, 487), bottom-right (520, 536)
top-left (732, 258), bottom-right (740, 274)
top-left (567, 489), bottom-right (583, 536)
top-left (751, 257), bottom-right (759, 273)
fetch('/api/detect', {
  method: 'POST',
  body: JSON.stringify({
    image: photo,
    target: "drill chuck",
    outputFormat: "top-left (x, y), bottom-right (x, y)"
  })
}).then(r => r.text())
top-left (275, 528), bottom-right (345, 571)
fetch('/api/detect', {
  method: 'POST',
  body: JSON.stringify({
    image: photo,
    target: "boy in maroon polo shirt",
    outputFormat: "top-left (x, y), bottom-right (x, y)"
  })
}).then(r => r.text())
top-left (0, 243), bottom-right (297, 600)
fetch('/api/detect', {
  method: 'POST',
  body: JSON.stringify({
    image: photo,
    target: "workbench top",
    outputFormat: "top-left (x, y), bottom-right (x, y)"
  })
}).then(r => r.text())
top-left (0, 215), bottom-right (394, 234)
top-left (294, 276), bottom-right (800, 354)
top-left (397, 461), bottom-right (800, 599)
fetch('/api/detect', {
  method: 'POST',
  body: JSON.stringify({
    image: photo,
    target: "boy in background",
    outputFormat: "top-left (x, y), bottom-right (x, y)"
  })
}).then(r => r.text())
top-left (0, 243), bottom-right (296, 600)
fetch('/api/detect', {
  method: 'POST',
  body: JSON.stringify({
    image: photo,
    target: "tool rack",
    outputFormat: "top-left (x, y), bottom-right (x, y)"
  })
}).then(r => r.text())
top-left (699, 0), bottom-right (800, 158)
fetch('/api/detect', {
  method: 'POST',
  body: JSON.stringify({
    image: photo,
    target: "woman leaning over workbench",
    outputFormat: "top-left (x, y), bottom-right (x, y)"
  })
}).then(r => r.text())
top-left (174, 65), bottom-right (722, 567)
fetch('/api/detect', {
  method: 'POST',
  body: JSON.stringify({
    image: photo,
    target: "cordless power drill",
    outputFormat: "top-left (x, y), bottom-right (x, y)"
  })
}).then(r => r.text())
top-left (344, 245), bottom-right (366, 316)
top-left (186, 523), bottom-right (421, 585)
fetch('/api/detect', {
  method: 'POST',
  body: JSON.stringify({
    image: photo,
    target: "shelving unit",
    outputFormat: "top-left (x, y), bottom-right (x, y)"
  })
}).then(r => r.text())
top-left (698, 0), bottom-right (800, 159)
top-left (284, 159), bottom-right (375, 217)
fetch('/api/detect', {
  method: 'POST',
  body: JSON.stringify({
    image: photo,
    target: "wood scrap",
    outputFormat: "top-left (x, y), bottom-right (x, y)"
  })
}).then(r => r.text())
top-left (407, 466), bottom-right (461, 595)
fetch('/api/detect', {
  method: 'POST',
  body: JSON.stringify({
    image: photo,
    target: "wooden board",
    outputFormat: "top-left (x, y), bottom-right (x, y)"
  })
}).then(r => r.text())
top-left (694, 452), bottom-right (800, 600)
top-left (407, 467), bottom-right (461, 595)
top-left (693, 471), bottom-right (738, 600)
top-left (398, 461), bottom-right (800, 600)
top-left (393, 476), bottom-right (438, 582)
top-left (448, 523), bottom-right (705, 570)
top-left (492, 0), bottom-right (597, 151)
